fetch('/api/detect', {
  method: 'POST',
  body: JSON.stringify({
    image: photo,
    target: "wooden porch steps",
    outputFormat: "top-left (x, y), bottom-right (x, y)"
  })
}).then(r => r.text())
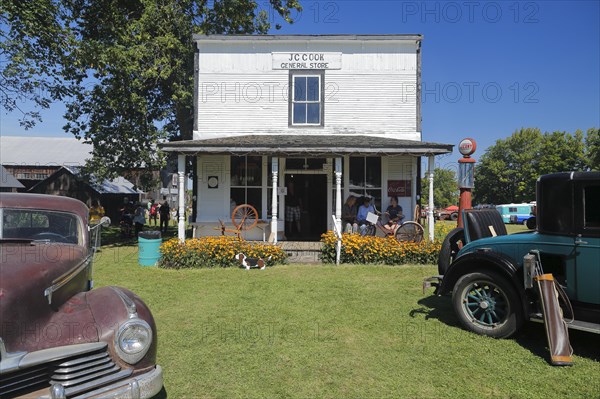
top-left (278, 241), bottom-right (322, 263)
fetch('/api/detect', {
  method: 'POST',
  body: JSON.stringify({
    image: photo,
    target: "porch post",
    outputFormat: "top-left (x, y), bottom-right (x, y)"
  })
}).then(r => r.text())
top-left (177, 154), bottom-right (186, 243)
top-left (427, 155), bottom-right (435, 242)
top-left (270, 157), bottom-right (279, 243)
top-left (335, 157), bottom-right (342, 233)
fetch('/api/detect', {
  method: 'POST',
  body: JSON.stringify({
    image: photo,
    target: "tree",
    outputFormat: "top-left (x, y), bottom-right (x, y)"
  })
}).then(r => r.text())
top-left (474, 128), bottom-right (589, 204)
top-left (1, 1), bottom-right (77, 128)
top-left (1, 0), bottom-right (302, 185)
top-left (421, 168), bottom-right (459, 209)
top-left (585, 128), bottom-right (600, 171)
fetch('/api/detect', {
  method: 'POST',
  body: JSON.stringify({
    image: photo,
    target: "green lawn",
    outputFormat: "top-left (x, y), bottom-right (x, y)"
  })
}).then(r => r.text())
top-left (93, 245), bottom-right (599, 399)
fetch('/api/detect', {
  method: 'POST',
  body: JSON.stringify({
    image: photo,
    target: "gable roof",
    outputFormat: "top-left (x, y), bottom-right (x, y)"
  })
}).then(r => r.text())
top-left (0, 165), bottom-right (25, 189)
top-left (0, 136), bottom-right (92, 167)
top-left (29, 166), bottom-right (142, 195)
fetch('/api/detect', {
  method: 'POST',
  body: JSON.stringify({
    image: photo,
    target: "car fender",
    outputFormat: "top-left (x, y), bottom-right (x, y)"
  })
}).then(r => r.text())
top-left (86, 286), bottom-right (158, 370)
top-left (439, 250), bottom-right (529, 315)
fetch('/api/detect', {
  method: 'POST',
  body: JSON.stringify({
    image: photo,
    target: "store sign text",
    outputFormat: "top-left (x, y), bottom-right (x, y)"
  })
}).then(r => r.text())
top-left (272, 52), bottom-right (342, 70)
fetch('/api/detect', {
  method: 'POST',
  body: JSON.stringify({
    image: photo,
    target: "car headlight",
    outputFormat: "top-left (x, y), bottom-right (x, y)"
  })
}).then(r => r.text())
top-left (114, 319), bottom-right (153, 364)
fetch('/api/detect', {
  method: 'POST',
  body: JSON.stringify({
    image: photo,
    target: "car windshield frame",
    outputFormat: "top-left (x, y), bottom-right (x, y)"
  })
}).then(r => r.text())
top-left (0, 207), bottom-right (84, 245)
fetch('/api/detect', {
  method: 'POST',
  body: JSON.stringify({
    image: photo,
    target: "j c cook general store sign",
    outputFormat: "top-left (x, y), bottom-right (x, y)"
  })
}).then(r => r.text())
top-left (272, 52), bottom-right (342, 70)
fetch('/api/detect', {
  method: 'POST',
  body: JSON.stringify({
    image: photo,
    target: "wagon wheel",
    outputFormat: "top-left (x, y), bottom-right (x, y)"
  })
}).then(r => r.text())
top-left (232, 204), bottom-right (258, 231)
top-left (395, 221), bottom-right (424, 243)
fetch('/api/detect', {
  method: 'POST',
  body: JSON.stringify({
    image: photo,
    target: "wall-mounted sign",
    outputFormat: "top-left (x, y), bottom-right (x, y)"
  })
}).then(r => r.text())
top-left (387, 180), bottom-right (412, 197)
top-left (272, 52), bottom-right (342, 70)
top-left (207, 176), bottom-right (219, 189)
top-left (459, 138), bottom-right (477, 156)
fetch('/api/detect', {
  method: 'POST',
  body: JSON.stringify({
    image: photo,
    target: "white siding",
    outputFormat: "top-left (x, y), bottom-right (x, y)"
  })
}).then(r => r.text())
top-left (196, 155), bottom-right (229, 222)
top-left (195, 39), bottom-right (419, 140)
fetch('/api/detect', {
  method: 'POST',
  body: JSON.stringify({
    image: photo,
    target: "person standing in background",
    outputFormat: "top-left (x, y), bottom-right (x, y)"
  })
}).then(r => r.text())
top-left (133, 202), bottom-right (146, 236)
top-left (159, 197), bottom-right (170, 234)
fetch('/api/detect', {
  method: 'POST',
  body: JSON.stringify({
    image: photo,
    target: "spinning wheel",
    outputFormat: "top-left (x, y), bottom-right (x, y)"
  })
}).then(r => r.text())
top-left (231, 204), bottom-right (258, 231)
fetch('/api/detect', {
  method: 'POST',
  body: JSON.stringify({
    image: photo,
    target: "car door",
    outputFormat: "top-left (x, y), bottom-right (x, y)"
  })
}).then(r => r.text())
top-left (573, 182), bottom-right (600, 305)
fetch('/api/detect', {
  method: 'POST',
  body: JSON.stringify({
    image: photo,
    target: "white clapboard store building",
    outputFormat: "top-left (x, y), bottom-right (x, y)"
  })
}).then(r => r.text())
top-left (161, 34), bottom-right (453, 242)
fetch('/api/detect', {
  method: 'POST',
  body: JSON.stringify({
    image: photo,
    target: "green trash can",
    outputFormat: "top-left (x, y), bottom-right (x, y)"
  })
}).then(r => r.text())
top-left (138, 231), bottom-right (162, 266)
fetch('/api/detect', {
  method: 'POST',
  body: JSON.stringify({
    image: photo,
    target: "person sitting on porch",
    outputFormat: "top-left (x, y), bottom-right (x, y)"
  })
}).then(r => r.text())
top-left (382, 196), bottom-right (404, 235)
top-left (356, 196), bottom-right (375, 235)
top-left (342, 195), bottom-right (358, 233)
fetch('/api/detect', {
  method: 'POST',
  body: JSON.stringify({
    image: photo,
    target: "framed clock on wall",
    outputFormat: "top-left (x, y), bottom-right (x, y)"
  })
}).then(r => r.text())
top-left (208, 176), bottom-right (218, 189)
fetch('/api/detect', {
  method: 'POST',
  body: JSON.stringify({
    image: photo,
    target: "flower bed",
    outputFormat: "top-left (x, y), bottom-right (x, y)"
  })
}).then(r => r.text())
top-left (159, 236), bottom-right (287, 269)
top-left (321, 231), bottom-right (441, 265)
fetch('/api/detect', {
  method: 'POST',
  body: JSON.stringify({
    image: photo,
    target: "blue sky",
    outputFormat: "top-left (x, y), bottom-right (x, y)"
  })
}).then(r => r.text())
top-left (1, 0), bottom-right (599, 169)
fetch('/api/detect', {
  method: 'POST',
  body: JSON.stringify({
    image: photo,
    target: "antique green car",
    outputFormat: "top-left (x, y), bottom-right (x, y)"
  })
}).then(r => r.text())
top-left (430, 172), bottom-right (600, 339)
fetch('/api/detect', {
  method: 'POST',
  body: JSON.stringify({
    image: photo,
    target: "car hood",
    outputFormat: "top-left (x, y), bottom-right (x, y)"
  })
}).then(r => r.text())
top-left (0, 242), bottom-right (97, 353)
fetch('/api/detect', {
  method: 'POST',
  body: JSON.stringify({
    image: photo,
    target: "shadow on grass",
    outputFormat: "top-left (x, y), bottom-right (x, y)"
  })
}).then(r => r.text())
top-left (99, 225), bottom-right (191, 247)
top-left (517, 322), bottom-right (600, 363)
top-left (409, 294), bottom-right (460, 328)
top-left (413, 294), bottom-right (600, 364)
top-left (151, 386), bottom-right (168, 399)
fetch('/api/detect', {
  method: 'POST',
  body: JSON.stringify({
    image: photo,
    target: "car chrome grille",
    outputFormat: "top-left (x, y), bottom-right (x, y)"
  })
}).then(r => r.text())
top-left (0, 363), bottom-right (51, 398)
top-left (0, 346), bottom-right (132, 398)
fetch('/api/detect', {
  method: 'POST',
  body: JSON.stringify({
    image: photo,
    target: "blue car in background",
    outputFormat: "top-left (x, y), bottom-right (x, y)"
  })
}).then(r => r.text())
top-left (496, 203), bottom-right (534, 224)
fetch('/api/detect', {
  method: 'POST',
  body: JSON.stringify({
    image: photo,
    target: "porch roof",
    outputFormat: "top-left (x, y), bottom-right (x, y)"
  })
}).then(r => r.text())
top-left (159, 135), bottom-right (453, 157)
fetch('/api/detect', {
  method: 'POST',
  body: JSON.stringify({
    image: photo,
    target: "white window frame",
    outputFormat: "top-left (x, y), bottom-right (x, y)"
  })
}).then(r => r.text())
top-left (289, 71), bottom-right (324, 127)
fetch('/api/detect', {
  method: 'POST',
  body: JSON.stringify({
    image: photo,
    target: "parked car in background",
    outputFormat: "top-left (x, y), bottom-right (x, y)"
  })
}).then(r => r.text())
top-left (430, 172), bottom-right (600, 339)
top-left (0, 193), bottom-right (162, 398)
top-left (496, 203), bottom-right (534, 224)
top-left (436, 205), bottom-right (459, 221)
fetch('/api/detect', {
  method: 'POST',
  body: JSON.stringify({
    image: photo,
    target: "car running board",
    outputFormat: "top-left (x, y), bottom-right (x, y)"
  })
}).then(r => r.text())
top-left (530, 314), bottom-right (600, 335)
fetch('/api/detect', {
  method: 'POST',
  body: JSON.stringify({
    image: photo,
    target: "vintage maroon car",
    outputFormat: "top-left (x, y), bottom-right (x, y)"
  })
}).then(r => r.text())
top-left (0, 193), bottom-right (162, 398)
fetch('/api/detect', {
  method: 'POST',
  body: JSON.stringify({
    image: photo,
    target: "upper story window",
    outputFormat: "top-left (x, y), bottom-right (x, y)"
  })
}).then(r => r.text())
top-left (289, 71), bottom-right (324, 127)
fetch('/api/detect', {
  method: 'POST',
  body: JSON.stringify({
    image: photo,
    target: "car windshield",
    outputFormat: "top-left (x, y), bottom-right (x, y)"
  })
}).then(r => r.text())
top-left (1, 208), bottom-right (82, 244)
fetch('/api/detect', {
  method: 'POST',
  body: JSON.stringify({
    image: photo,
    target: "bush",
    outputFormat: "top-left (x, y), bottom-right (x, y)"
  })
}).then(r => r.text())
top-left (159, 236), bottom-right (287, 269)
top-left (432, 220), bottom-right (455, 241)
top-left (321, 231), bottom-right (441, 265)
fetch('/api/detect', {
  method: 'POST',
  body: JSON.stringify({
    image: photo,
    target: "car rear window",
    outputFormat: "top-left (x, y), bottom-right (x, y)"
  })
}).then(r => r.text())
top-left (1, 209), bottom-right (82, 244)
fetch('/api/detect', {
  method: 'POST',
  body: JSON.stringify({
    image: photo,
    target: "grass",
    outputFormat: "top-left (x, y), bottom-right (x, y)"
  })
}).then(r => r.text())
top-left (93, 244), bottom-right (600, 399)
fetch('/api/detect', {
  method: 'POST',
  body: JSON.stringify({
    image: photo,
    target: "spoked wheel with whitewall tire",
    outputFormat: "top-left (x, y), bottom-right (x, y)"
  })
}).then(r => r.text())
top-left (437, 227), bottom-right (464, 275)
top-left (395, 221), bottom-right (424, 242)
top-left (452, 271), bottom-right (524, 339)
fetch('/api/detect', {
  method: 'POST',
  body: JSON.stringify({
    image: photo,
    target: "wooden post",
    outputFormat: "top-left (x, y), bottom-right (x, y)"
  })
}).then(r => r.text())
top-left (177, 154), bottom-right (186, 243)
top-left (335, 157), bottom-right (342, 234)
top-left (270, 157), bottom-right (279, 243)
top-left (428, 155), bottom-right (435, 242)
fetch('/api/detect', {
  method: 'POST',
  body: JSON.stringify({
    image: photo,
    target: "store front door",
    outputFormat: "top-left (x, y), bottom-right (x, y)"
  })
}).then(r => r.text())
top-left (284, 174), bottom-right (328, 241)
